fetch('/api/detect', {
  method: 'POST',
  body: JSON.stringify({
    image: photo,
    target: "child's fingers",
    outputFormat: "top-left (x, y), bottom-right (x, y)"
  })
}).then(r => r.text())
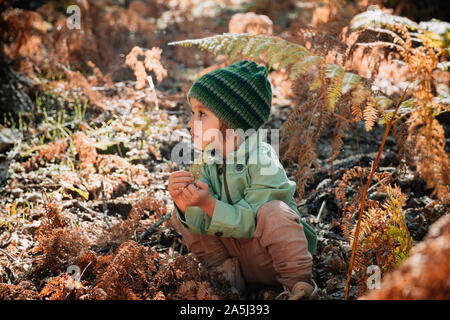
top-left (182, 185), bottom-right (193, 198)
top-left (186, 184), bottom-right (198, 194)
top-left (169, 182), bottom-right (191, 191)
top-left (194, 181), bottom-right (209, 191)
top-left (170, 171), bottom-right (194, 179)
top-left (171, 176), bottom-right (194, 184)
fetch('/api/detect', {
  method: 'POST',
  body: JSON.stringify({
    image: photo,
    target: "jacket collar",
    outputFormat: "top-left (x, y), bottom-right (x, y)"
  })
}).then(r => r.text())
top-left (203, 129), bottom-right (262, 165)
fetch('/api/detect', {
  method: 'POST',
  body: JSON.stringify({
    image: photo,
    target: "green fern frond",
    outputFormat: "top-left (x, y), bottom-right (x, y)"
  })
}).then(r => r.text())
top-left (205, 37), bottom-right (222, 55)
top-left (325, 63), bottom-right (345, 79)
top-left (309, 74), bottom-right (322, 91)
top-left (229, 35), bottom-right (251, 59)
top-left (224, 35), bottom-right (240, 55)
top-left (290, 55), bottom-right (323, 80)
top-left (241, 36), bottom-right (259, 57)
top-left (326, 64), bottom-right (345, 110)
top-left (267, 43), bottom-right (299, 69)
top-left (378, 98), bottom-right (413, 124)
top-left (341, 72), bottom-right (362, 95)
top-left (278, 49), bottom-right (308, 69)
top-left (251, 36), bottom-right (278, 59)
top-left (263, 40), bottom-right (285, 64)
top-left (374, 96), bottom-right (393, 110)
top-left (211, 37), bottom-right (232, 56)
top-left (169, 33), bottom-right (323, 77)
top-left (169, 33), bottom-right (366, 112)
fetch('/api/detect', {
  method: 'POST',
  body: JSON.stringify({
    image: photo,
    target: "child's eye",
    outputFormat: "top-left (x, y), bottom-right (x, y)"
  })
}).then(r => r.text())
top-left (190, 110), bottom-right (206, 118)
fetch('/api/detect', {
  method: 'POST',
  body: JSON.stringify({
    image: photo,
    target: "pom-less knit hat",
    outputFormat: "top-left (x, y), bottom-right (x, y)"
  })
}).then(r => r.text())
top-left (187, 60), bottom-right (272, 131)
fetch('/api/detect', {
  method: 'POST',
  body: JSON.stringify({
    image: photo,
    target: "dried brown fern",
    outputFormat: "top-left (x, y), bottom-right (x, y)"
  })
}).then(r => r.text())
top-left (351, 17), bottom-right (450, 205)
top-left (71, 131), bottom-right (151, 200)
top-left (33, 194), bottom-right (89, 279)
top-left (128, 193), bottom-right (169, 221)
top-left (148, 255), bottom-right (238, 300)
top-left (95, 240), bottom-right (156, 300)
top-left (125, 46), bottom-right (168, 90)
top-left (280, 94), bottom-right (323, 198)
top-left (336, 170), bottom-right (413, 297)
top-left (23, 138), bottom-right (68, 172)
top-left (348, 87), bottom-right (411, 299)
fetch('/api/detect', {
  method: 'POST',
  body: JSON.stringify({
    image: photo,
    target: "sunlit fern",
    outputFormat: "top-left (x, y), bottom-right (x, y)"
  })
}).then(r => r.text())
top-left (351, 7), bottom-right (450, 52)
top-left (351, 8), bottom-right (450, 125)
top-left (168, 33), bottom-right (363, 111)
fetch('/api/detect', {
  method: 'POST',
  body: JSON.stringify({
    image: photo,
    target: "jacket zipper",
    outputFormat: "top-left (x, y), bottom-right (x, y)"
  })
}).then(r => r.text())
top-left (222, 159), bottom-right (233, 205)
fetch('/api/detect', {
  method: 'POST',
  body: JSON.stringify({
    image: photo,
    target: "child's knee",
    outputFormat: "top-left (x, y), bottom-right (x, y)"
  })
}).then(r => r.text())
top-left (256, 200), bottom-right (299, 225)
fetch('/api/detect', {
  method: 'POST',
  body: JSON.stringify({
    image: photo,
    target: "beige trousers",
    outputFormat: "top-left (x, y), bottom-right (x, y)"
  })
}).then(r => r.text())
top-left (171, 200), bottom-right (313, 290)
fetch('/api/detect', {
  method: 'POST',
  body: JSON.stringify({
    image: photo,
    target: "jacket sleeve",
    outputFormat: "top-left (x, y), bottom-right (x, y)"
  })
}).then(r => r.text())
top-left (204, 146), bottom-right (298, 238)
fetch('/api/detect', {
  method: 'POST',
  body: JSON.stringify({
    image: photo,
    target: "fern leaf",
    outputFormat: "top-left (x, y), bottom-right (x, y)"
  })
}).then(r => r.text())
top-left (251, 36), bottom-right (277, 58)
top-left (211, 36), bottom-right (231, 56)
top-left (229, 34), bottom-right (250, 59)
top-left (278, 49), bottom-right (308, 69)
top-left (379, 98), bottom-right (413, 124)
top-left (341, 72), bottom-right (361, 94)
top-left (263, 40), bottom-right (284, 64)
top-left (351, 7), bottom-right (420, 31)
top-left (325, 63), bottom-right (345, 79)
top-left (375, 96), bottom-right (393, 110)
top-left (268, 43), bottom-right (299, 69)
top-left (326, 64), bottom-right (345, 110)
top-left (241, 36), bottom-right (259, 57)
top-left (363, 99), bottom-right (378, 131)
top-left (224, 34), bottom-right (240, 55)
top-left (290, 55), bottom-right (323, 80)
top-left (309, 74), bottom-right (322, 91)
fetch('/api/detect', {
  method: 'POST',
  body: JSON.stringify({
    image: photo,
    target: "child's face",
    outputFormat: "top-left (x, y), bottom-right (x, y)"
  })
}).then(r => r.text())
top-left (188, 98), bottom-right (221, 151)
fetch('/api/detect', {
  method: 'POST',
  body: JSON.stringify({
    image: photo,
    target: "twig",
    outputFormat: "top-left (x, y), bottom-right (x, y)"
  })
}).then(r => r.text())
top-left (0, 248), bottom-right (18, 262)
top-left (147, 75), bottom-right (159, 111)
top-left (101, 180), bottom-right (111, 229)
top-left (367, 177), bottom-right (389, 194)
top-left (79, 261), bottom-right (93, 281)
top-left (170, 240), bottom-right (176, 258)
top-left (74, 201), bottom-right (102, 216)
top-left (139, 212), bottom-right (172, 242)
top-left (315, 200), bottom-right (327, 222)
top-left (13, 183), bottom-right (61, 190)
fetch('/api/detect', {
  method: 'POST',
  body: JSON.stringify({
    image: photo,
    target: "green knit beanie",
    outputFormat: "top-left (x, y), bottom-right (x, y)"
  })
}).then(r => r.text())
top-left (187, 60), bottom-right (272, 131)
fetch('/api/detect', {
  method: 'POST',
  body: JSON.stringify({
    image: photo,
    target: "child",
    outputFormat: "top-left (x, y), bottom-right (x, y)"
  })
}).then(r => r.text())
top-left (168, 60), bottom-right (318, 299)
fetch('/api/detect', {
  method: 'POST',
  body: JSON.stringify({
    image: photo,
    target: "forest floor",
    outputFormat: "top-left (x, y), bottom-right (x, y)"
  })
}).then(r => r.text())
top-left (0, 0), bottom-right (448, 300)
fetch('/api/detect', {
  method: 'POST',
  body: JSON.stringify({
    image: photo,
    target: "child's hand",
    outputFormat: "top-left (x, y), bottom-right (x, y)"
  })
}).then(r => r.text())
top-left (180, 181), bottom-right (215, 217)
top-left (168, 171), bottom-right (194, 213)
top-left (168, 171), bottom-right (194, 196)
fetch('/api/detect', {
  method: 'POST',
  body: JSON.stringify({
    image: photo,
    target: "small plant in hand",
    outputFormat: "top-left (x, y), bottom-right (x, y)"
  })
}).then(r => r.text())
top-left (169, 140), bottom-right (215, 218)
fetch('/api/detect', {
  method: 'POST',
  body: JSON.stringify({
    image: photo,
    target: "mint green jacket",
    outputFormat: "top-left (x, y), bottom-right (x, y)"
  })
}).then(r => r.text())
top-left (174, 130), bottom-right (317, 255)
